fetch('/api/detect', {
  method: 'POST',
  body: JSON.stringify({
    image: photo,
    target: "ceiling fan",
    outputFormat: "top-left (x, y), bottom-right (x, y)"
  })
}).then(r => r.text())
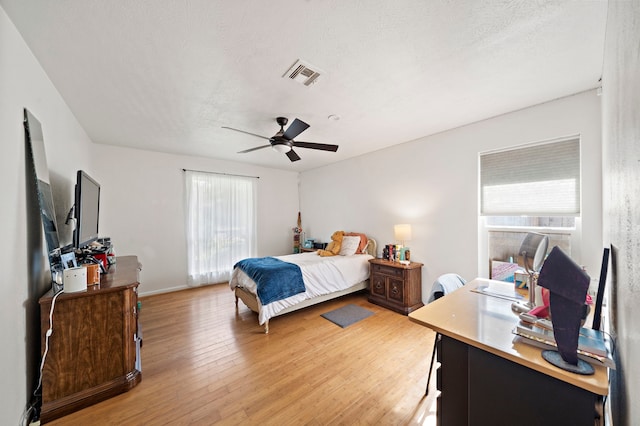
top-left (222, 117), bottom-right (339, 162)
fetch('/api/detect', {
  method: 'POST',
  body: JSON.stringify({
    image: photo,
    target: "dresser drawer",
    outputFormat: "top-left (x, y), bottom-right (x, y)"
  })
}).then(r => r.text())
top-left (372, 263), bottom-right (405, 277)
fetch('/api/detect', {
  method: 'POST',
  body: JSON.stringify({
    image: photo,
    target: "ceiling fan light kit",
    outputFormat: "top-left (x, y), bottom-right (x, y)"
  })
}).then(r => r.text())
top-left (222, 116), bottom-right (339, 162)
top-left (272, 144), bottom-right (291, 153)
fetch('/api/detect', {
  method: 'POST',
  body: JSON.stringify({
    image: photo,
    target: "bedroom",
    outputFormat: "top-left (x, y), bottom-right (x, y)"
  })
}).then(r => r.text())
top-left (1, 2), bottom-right (638, 425)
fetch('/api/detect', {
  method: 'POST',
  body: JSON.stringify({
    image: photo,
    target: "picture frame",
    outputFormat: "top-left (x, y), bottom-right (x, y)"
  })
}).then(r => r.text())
top-left (60, 252), bottom-right (77, 269)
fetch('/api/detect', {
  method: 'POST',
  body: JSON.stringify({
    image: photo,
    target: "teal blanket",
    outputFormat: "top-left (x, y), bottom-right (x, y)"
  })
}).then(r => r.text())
top-left (234, 257), bottom-right (305, 304)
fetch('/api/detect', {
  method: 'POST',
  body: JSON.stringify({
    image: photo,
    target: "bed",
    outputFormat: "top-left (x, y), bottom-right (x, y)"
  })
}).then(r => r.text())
top-left (230, 235), bottom-right (377, 333)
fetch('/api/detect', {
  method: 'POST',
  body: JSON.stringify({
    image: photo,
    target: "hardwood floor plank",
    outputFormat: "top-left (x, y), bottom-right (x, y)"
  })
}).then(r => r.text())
top-left (46, 283), bottom-right (439, 425)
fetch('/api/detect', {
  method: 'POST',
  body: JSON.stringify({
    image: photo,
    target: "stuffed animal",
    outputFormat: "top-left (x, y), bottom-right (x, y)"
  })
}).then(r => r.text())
top-left (317, 231), bottom-right (344, 257)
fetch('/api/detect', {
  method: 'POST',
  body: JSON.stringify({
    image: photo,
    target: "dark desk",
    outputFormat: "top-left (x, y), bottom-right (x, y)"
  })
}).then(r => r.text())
top-left (409, 278), bottom-right (608, 426)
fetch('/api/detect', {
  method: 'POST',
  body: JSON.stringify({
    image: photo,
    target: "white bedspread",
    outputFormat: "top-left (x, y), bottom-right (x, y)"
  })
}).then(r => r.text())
top-left (229, 252), bottom-right (373, 324)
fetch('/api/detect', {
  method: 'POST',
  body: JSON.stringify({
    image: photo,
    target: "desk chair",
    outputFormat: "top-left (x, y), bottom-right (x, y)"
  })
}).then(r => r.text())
top-left (425, 273), bottom-right (466, 396)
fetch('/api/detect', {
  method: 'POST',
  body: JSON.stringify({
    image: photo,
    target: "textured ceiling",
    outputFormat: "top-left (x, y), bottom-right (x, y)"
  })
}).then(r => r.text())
top-left (2, 0), bottom-right (607, 172)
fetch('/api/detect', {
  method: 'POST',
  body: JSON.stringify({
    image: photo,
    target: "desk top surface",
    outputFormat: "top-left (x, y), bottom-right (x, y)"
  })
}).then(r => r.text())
top-left (408, 278), bottom-right (609, 396)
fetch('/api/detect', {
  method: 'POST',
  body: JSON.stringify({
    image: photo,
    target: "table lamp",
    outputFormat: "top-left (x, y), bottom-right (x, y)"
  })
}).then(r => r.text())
top-left (394, 224), bottom-right (412, 264)
top-left (394, 224), bottom-right (412, 247)
top-left (511, 232), bottom-right (549, 315)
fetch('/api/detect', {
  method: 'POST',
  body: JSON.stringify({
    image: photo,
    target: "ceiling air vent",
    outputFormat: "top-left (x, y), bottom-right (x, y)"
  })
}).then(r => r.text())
top-left (283, 59), bottom-right (322, 86)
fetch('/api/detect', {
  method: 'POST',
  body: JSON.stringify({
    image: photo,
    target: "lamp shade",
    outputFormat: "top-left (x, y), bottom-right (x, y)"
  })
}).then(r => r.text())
top-left (518, 232), bottom-right (549, 272)
top-left (394, 224), bottom-right (412, 242)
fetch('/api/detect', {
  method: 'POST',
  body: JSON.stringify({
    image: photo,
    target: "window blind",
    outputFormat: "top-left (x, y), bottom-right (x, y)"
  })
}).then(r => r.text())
top-left (480, 138), bottom-right (581, 216)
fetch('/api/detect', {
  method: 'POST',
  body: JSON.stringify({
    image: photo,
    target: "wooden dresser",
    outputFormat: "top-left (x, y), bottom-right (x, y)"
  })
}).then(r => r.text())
top-left (368, 258), bottom-right (424, 314)
top-left (38, 256), bottom-right (142, 423)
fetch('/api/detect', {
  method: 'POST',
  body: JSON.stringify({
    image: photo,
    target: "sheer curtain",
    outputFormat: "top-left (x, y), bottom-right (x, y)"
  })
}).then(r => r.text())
top-left (184, 171), bottom-right (257, 286)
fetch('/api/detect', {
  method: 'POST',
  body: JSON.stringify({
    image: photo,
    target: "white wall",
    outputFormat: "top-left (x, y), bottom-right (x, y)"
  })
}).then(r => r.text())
top-left (602, 1), bottom-right (640, 424)
top-left (0, 6), bottom-right (94, 424)
top-left (90, 144), bottom-right (300, 295)
top-left (1, 5), bottom-right (299, 422)
top-left (300, 90), bottom-right (602, 297)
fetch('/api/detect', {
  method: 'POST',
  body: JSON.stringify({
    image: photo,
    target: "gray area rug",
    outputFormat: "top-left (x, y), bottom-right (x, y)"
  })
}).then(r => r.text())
top-left (321, 304), bottom-right (374, 328)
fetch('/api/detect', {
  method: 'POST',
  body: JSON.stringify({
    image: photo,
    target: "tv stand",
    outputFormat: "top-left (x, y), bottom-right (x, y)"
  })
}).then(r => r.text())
top-left (38, 256), bottom-right (142, 423)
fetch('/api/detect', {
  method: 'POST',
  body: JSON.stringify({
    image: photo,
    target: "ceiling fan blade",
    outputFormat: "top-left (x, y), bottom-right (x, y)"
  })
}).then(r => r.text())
top-left (293, 141), bottom-right (339, 152)
top-left (286, 149), bottom-right (301, 162)
top-left (238, 144), bottom-right (271, 154)
top-left (222, 126), bottom-right (271, 141)
top-left (282, 118), bottom-right (310, 140)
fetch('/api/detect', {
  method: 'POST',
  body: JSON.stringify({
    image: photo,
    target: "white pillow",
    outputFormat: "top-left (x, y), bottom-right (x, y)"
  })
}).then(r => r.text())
top-left (339, 236), bottom-right (361, 256)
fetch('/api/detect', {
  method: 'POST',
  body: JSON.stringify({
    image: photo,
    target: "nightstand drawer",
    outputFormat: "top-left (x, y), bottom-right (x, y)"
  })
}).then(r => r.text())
top-left (388, 279), bottom-right (405, 303)
top-left (372, 263), bottom-right (404, 277)
top-left (371, 275), bottom-right (386, 297)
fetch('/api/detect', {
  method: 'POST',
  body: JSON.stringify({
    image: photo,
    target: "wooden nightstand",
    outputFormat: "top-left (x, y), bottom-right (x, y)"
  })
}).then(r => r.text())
top-left (368, 258), bottom-right (424, 314)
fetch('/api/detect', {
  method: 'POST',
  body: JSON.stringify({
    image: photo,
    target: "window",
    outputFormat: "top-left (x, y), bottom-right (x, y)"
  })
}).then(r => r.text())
top-left (479, 137), bottom-right (581, 279)
top-left (480, 137), bottom-right (581, 217)
top-left (184, 171), bottom-right (257, 286)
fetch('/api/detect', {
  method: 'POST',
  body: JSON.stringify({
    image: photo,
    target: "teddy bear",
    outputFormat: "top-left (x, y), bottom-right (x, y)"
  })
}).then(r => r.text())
top-left (317, 230), bottom-right (344, 257)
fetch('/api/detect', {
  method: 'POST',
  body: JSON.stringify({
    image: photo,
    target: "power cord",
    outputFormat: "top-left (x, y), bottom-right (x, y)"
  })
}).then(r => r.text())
top-left (21, 288), bottom-right (64, 426)
top-left (37, 288), bottom-right (64, 392)
top-left (19, 405), bottom-right (36, 426)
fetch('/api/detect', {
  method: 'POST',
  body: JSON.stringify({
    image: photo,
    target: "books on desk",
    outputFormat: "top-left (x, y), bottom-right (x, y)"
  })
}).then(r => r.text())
top-left (513, 322), bottom-right (615, 369)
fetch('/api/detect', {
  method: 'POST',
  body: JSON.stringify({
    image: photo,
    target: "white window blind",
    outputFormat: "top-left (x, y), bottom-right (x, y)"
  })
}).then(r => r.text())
top-left (184, 171), bottom-right (257, 286)
top-left (480, 138), bottom-right (581, 216)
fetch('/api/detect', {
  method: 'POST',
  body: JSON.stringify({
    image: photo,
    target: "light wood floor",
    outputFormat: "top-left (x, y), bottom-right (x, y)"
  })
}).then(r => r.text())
top-left (47, 284), bottom-right (439, 425)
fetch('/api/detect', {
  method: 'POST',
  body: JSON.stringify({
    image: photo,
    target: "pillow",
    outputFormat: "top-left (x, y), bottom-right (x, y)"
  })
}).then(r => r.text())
top-left (360, 240), bottom-right (369, 255)
top-left (339, 236), bottom-right (361, 256)
top-left (345, 232), bottom-right (369, 254)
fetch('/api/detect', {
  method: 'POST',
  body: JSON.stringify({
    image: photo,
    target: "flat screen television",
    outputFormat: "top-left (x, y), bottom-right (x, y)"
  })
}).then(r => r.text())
top-left (73, 170), bottom-right (100, 249)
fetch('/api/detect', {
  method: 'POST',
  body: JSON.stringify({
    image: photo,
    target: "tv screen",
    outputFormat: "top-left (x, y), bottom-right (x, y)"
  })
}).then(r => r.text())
top-left (74, 170), bottom-right (100, 249)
